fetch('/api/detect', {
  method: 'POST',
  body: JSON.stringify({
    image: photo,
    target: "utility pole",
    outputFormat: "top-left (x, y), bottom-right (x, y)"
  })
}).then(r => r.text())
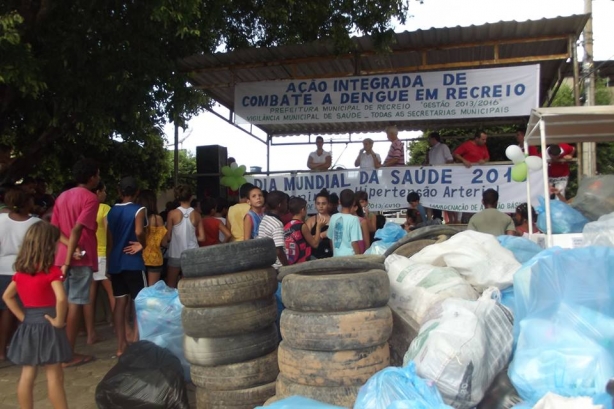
top-left (582, 0), bottom-right (597, 176)
top-left (174, 123), bottom-right (179, 186)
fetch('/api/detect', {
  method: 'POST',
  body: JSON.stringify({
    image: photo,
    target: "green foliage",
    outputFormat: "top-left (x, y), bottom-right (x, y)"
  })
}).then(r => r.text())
top-left (0, 0), bottom-right (410, 187)
top-left (164, 149), bottom-right (197, 193)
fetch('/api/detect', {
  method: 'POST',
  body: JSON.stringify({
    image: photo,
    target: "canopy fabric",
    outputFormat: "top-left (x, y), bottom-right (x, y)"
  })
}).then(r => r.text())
top-left (525, 106), bottom-right (614, 145)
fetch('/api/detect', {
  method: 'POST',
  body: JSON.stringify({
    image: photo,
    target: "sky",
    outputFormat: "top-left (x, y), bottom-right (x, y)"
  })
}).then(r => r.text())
top-left (164, 0), bottom-right (614, 172)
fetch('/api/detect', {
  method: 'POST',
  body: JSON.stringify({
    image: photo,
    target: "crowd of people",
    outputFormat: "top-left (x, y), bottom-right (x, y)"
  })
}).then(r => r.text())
top-left (0, 155), bottom-right (396, 408)
top-left (0, 124), bottom-right (577, 408)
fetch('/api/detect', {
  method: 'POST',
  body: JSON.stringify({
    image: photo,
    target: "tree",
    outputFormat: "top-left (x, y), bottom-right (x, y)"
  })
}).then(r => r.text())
top-left (0, 1), bottom-right (410, 186)
top-left (164, 149), bottom-right (197, 193)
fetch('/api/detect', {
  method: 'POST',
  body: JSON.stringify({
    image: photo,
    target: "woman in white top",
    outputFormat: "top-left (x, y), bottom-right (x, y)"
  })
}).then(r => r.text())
top-left (307, 136), bottom-right (332, 171)
top-left (164, 186), bottom-right (205, 288)
top-left (0, 188), bottom-right (41, 360)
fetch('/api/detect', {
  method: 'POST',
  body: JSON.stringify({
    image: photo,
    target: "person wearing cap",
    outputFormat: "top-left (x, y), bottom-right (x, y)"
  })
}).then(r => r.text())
top-left (106, 176), bottom-right (147, 357)
top-left (354, 138), bottom-right (381, 169)
top-left (383, 126), bottom-right (405, 167)
top-left (307, 136), bottom-right (332, 171)
top-left (51, 158), bottom-right (101, 367)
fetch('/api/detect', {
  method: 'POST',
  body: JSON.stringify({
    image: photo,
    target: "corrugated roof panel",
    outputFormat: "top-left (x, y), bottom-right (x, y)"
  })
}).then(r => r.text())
top-left (180, 14), bottom-right (590, 136)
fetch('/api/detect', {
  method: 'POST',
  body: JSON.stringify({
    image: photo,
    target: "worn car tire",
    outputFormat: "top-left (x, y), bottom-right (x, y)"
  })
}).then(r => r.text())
top-left (383, 225), bottom-right (462, 257)
top-left (392, 235), bottom-right (449, 258)
top-left (182, 297), bottom-right (277, 338)
top-left (184, 324), bottom-right (279, 366)
top-left (281, 270), bottom-right (389, 312)
top-left (278, 342), bottom-right (390, 387)
top-left (392, 239), bottom-right (436, 257)
top-left (281, 307), bottom-right (392, 351)
top-left (195, 381), bottom-right (276, 409)
top-left (181, 238), bottom-right (277, 278)
top-left (277, 256), bottom-right (384, 282)
top-left (275, 375), bottom-right (360, 408)
top-left (263, 395), bottom-right (283, 406)
top-left (190, 349), bottom-right (279, 390)
top-left (178, 268), bottom-right (277, 307)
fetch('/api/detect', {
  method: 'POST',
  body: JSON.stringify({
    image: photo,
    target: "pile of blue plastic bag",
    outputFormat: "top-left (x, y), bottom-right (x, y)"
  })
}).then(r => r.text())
top-left (135, 281), bottom-right (190, 381)
top-left (508, 246), bottom-right (614, 408)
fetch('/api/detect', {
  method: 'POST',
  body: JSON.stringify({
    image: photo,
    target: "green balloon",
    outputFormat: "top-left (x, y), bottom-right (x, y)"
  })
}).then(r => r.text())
top-left (221, 166), bottom-right (233, 176)
top-left (511, 162), bottom-right (528, 182)
top-left (220, 175), bottom-right (232, 187)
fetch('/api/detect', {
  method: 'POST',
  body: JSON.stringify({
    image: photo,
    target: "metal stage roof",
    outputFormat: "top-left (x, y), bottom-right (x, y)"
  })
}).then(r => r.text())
top-left (526, 106), bottom-right (614, 145)
top-left (178, 14), bottom-right (590, 137)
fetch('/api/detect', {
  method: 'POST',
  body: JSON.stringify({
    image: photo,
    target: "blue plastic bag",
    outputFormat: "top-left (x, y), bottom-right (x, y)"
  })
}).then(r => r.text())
top-left (497, 236), bottom-right (543, 264)
top-left (374, 222), bottom-right (407, 243)
top-left (353, 363), bottom-right (452, 409)
top-left (500, 286), bottom-right (515, 315)
top-left (135, 281), bottom-right (190, 381)
top-left (535, 196), bottom-right (589, 234)
top-left (366, 222), bottom-right (407, 254)
top-left (509, 246), bottom-right (614, 407)
top-left (254, 396), bottom-right (345, 409)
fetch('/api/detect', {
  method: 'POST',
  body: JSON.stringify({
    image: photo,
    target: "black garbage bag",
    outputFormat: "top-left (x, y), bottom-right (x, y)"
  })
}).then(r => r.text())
top-left (95, 340), bottom-right (189, 409)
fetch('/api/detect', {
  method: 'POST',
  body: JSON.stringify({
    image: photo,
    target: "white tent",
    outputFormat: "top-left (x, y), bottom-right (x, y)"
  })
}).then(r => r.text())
top-left (524, 106), bottom-right (614, 246)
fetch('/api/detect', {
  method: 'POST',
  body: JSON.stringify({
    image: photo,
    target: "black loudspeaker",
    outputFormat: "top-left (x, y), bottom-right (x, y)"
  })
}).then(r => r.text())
top-left (196, 145), bottom-right (228, 200)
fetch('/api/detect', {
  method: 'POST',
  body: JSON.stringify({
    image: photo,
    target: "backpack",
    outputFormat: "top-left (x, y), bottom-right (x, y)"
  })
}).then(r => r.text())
top-left (284, 220), bottom-right (310, 265)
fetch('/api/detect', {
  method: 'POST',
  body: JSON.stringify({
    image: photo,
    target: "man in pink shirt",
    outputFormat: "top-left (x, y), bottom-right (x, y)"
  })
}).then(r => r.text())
top-left (52, 158), bottom-right (100, 367)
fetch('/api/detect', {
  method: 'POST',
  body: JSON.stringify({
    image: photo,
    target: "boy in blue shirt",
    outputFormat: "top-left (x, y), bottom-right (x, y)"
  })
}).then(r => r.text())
top-left (329, 189), bottom-right (363, 256)
top-left (106, 176), bottom-right (146, 357)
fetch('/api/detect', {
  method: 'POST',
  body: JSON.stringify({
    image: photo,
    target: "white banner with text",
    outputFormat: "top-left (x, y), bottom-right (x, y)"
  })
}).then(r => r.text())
top-left (247, 165), bottom-right (545, 213)
top-left (235, 65), bottom-right (539, 124)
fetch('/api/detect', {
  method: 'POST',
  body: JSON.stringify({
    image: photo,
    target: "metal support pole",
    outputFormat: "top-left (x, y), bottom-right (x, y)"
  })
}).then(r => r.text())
top-left (266, 135), bottom-right (271, 176)
top-left (582, 0), bottom-right (597, 177)
top-left (571, 36), bottom-right (580, 107)
top-left (173, 123), bottom-right (179, 186)
top-left (525, 140), bottom-right (533, 235)
top-left (540, 120), bottom-right (553, 248)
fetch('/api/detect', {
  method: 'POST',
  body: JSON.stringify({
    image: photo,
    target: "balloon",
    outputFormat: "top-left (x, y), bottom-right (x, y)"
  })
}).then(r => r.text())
top-left (511, 162), bottom-right (528, 182)
top-left (505, 145), bottom-right (525, 165)
top-left (220, 175), bottom-right (232, 187)
top-left (525, 155), bottom-right (543, 171)
top-left (220, 163), bottom-right (247, 190)
top-left (221, 165), bottom-right (232, 176)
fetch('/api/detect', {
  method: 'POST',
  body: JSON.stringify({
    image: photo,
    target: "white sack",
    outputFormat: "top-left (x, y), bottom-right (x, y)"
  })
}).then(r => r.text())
top-left (403, 289), bottom-right (514, 409)
top-left (583, 212), bottom-right (614, 247)
top-left (409, 230), bottom-right (521, 291)
top-left (532, 392), bottom-right (604, 409)
top-left (385, 254), bottom-right (478, 325)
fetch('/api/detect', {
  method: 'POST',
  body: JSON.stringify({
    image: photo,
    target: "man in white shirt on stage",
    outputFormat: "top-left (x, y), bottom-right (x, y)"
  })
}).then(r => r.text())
top-left (424, 132), bottom-right (453, 222)
top-left (354, 138), bottom-right (381, 169)
top-left (307, 136), bottom-right (332, 171)
top-left (425, 132), bottom-right (453, 166)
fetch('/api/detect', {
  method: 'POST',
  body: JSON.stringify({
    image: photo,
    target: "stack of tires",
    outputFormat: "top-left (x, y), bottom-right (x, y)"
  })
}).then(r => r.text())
top-left (274, 257), bottom-right (393, 408)
top-left (178, 238), bottom-right (281, 409)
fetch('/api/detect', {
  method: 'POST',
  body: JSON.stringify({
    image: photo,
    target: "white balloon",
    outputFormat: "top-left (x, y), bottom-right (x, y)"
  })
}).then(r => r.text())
top-left (230, 162), bottom-right (238, 169)
top-left (505, 145), bottom-right (525, 164)
top-left (525, 155), bottom-right (543, 171)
